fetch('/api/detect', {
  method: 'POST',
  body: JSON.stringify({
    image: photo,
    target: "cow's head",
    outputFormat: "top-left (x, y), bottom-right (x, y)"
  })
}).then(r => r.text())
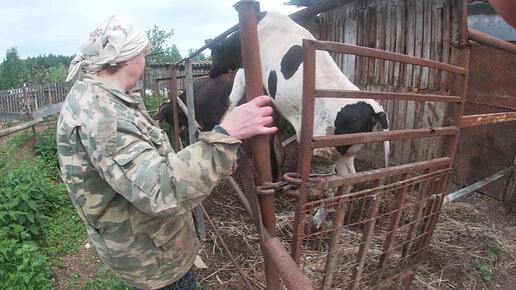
top-left (334, 101), bottom-right (389, 155)
top-left (207, 32), bottom-right (242, 78)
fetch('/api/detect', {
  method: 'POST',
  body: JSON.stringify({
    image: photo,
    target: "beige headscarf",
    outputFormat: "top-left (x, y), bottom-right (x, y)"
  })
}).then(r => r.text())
top-left (66, 15), bottom-right (149, 82)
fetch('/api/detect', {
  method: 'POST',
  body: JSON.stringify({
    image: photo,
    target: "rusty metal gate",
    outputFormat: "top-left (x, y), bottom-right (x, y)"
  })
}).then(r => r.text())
top-left (286, 39), bottom-right (469, 289)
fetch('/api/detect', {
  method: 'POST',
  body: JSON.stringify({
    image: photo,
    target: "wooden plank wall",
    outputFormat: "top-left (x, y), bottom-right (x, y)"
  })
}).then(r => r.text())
top-left (313, 0), bottom-right (462, 165)
top-left (144, 64), bottom-right (211, 91)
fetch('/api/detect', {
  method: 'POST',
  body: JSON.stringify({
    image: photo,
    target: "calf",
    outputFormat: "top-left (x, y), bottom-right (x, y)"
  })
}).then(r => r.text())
top-left (213, 12), bottom-right (389, 178)
top-left (153, 71), bottom-right (236, 131)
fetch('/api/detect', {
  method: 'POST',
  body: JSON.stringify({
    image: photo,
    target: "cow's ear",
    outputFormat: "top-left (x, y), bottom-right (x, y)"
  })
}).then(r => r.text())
top-left (370, 115), bottom-right (378, 127)
top-left (376, 112), bottom-right (389, 129)
top-left (205, 39), bottom-right (213, 45)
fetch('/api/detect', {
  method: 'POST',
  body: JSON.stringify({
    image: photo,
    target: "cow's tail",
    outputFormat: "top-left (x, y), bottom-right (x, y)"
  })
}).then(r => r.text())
top-left (376, 111), bottom-right (390, 167)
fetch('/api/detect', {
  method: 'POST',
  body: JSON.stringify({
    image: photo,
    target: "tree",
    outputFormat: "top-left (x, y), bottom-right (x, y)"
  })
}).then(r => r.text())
top-left (187, 49), bottom-right (211, 61)
top-left (146, 25), bottom-right (182, 64)
top-left (0, 48), bottom-right (27, 89)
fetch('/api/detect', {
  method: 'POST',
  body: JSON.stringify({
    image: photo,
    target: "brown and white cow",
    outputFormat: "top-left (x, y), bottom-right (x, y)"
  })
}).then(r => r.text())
top-left (153, 71), bottom-right (237, 131)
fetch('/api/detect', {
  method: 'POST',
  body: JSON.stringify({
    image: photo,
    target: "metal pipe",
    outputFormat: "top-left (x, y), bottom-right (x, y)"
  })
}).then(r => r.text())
top-left (235, 1), bottom-right (279, 288)
top-left (461, 112), bottom-right (516, 128)
top-left (292, 39), bottom-right (317, 263)
top-left (443, 165), bottom-right (516, 205)
top-left (296, 158), bottom-right (452, 198)
top-left (468, 28), bottom-right (516, 55)
top-left (262, 237), bottom-right (313, 290)
top-left (306, 40), bottom-right (468, 75)
top-left (312, 126), bottom-right (458, 148)
top-left (316, 89), bottom-right (462, 103)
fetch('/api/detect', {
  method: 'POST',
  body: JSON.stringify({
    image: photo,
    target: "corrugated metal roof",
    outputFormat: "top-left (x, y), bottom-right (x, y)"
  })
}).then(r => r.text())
top-left (468, 2), bottom-right (516, 41)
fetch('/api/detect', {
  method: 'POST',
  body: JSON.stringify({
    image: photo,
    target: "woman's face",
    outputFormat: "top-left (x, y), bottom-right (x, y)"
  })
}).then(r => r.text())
top-left (125, 46), bottom-right (150, 90)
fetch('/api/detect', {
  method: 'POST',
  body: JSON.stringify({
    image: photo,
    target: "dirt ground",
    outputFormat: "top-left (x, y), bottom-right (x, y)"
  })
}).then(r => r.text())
top-left (7, 126), bottom-right (515, 289)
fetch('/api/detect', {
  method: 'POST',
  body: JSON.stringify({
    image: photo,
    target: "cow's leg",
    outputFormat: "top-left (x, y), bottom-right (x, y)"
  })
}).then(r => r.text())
top-left (227, 69), bottom-right (246, 112)
top-left (313, 149), bottom-right (359, 229)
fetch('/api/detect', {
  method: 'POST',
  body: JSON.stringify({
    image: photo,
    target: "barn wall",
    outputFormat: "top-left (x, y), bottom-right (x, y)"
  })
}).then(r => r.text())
top-left (453, 44), bottom-right (516, 200)
top-left (308, 0), bottom-right (463, 165)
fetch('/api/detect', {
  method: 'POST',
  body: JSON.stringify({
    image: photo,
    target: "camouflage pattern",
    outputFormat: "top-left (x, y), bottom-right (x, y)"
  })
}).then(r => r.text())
top-left (56, 74), bottom-right (241, 289)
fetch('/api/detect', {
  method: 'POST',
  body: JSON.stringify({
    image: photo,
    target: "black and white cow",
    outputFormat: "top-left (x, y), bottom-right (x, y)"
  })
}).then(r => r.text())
top-left (212, 12), bottom-right (389, 177)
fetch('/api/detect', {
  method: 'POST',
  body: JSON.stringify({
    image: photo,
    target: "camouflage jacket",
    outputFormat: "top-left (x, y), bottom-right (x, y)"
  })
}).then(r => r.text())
top-left (56, 74), bottom-right (241, 289)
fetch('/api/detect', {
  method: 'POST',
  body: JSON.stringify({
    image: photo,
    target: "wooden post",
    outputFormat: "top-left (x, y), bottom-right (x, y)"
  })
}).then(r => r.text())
top-left (185, 60), bottom-right (206, 241)
top-left (503, 155), bottom-right (516, 214)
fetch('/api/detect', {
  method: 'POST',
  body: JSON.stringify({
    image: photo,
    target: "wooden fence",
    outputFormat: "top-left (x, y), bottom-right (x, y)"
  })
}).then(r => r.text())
top-left (0, 82), bottom-right (68, 120)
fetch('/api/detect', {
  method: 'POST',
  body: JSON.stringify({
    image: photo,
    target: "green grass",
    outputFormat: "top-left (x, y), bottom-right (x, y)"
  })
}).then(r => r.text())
top-left (39, 185), bottom-right (88, 258)
top-left (79, 266), bottom-right (130, 290)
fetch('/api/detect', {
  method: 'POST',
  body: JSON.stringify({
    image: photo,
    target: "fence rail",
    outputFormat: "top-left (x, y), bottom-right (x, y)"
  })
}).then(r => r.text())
top-left (0, 82), bottom-right (68, 120)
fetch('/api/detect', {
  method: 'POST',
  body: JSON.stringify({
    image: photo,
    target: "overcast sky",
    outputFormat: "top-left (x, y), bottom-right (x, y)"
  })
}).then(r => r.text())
top-left (0, 0), bottom-right (301, 60)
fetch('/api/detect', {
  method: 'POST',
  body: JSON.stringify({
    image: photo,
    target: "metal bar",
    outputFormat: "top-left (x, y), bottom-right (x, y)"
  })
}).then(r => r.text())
top-left (292, 39), bottom-right (317, 263)
top-left (156, 77), bottom-right (172, 81)
top-left (303, 158), bottom-right (452, 194)
top-left (461, 112), bottom-right (516, 128)
top-left (468, 28), bottom-right (516, 55)
top-left (399, 174), bottom-right (432, 270)
top-left (171, 24), bottom-right (239, 68)
top-left (444, 165), bottom-right (516, 204)
top-left (349, 192), bottom-right (382, 290)
top-left (315, 89), bottom-right (462, 103)
top-left (200, 204), bottom-right (254, 289)
top-left (322, 191), bottom-right (348, 289)
top-left (306, 40), bottom-right (468, 75)
top-left (414, 172), bottom-right (451, 264)
top-left (374, 175), bottom-right (409, 283)
top-left (168, 67), bottom-right (181, 152)
top-left (313, 126), bottom-right (458, 148)
top-left (235, 1), bottom-right (279, 288)
top-left (262, 237), bottom-right (313, 289)
top-left (228, 176), bottom-right (266, 239)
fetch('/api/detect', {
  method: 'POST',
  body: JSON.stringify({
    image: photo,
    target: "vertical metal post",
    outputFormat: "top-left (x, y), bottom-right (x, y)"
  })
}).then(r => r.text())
top-left (185, 60), bottom-right (206, 241)
top-left (168, 67), bottom-right (181, 152)
top-left (292, 39), bottom-right (316, 263)
top-left (443, 0), bottom-right (470, 164)
top-left (234, 1), bottom-right (280, 288)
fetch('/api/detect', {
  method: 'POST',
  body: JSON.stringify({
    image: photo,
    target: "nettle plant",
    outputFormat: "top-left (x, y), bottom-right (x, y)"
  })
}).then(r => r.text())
top-left (0, 148), bottom-right (59, 240)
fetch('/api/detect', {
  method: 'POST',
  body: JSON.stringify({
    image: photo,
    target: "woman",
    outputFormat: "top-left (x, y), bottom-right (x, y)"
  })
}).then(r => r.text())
top-left (57, 15), bottom-right (276, 289)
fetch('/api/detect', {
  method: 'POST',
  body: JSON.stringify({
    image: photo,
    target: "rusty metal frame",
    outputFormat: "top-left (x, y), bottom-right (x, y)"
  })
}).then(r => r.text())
top-left (290, 37), bottom-right (469, 289)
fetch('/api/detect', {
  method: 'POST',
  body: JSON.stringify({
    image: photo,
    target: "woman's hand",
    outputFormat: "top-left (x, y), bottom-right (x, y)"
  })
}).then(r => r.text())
top-left (219, 95), bottom-right (278, 140)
